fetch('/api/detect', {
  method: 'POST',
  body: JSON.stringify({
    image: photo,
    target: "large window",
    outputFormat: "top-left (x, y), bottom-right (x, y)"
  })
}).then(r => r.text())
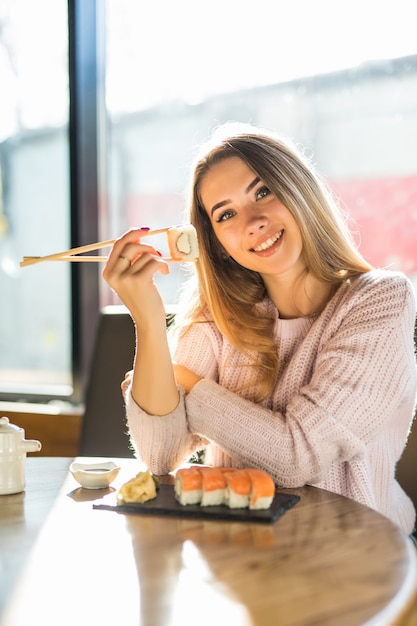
top-left (102, 0), bottom-right (417, 311)
top-left (0, 0), bottom-right (71, 400)
top-left (0, 0), bottom-right (416, 405)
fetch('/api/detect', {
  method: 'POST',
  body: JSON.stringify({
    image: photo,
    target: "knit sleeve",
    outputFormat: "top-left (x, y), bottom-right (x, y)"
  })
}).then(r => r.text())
top-left (125, 386), bottom-right (208, 475)
top-left (186, 273), bottom-right (417, 487)
top-left (125, 320), bottom-right (221, 474)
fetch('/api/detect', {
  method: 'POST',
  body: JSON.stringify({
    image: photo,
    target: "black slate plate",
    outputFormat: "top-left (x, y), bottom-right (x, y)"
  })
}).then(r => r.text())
top-left (93, 484), bottom-right (300, 523)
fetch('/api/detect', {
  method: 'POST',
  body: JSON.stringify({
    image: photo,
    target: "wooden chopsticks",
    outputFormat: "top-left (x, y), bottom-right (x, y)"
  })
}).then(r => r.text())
top-left (20, 228), bottom-right (169, 267)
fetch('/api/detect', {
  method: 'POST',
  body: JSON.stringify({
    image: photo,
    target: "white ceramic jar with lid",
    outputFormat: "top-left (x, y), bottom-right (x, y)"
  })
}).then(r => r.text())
top-left (0, 416), bottom-right (42, 495)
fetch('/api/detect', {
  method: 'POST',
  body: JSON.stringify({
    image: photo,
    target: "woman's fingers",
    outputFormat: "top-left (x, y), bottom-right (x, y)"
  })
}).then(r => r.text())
top-left (105, 228), bottom-right (155, 269)
top-left (102, 229), bottom-right (169, 327)
top-left (121, 369), bottom-right (133, 399)
top-left (103, 228), bottom-right (169, 285)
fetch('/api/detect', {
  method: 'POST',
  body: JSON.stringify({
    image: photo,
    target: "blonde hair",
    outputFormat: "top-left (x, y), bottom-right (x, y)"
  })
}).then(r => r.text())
top-left (174, 123), bottom-right (372, 400)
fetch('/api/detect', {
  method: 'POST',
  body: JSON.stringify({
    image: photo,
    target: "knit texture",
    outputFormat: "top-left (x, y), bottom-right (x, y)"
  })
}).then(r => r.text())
top-left (125, 269), bottom-right (417, 534)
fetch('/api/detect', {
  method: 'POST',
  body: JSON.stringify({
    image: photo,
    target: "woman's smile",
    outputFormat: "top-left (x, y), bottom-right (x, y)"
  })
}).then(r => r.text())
top-left (250, 229), bottom-right (284, 254)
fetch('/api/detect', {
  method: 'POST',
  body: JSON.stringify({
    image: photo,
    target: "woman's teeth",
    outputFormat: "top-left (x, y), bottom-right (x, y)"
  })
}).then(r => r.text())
top-left (252, 230), bottom-right (283, 252)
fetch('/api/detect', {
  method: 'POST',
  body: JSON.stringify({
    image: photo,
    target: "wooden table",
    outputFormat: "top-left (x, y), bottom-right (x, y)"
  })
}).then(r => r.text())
top-left (1, 457), bottom-right (416, 626)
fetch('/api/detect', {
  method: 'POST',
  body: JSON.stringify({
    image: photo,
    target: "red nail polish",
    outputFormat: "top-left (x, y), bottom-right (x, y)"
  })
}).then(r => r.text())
top-left (140, 226), bottom-right (151, 231)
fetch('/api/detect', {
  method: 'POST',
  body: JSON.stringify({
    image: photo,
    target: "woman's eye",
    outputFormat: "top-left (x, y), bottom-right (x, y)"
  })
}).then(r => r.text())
top-left (216, 209), bottom-right (235, 223)
top-left (256, 186), bottom-right (270, 200)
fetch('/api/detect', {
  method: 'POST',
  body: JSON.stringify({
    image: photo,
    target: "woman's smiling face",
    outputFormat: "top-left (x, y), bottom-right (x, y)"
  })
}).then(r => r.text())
top-left (199, 156), bottom-right (306, 280)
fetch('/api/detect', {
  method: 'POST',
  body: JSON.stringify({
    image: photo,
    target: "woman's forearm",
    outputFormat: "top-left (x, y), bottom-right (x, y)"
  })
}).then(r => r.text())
top-left (131, 323), bottom-right (179, 415)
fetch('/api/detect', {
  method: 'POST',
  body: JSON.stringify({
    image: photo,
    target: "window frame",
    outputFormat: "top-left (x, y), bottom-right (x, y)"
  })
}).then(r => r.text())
top-left (68, 0), bottom-right (106, 404)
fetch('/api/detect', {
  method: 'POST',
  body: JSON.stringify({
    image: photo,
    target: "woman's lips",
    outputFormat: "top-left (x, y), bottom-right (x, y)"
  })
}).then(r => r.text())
top-left (250, 230), bottom-right (284, 253)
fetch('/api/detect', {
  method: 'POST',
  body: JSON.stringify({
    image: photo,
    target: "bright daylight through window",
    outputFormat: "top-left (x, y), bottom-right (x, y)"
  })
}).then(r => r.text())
top-left (0, 0), bottom-right (416, 402)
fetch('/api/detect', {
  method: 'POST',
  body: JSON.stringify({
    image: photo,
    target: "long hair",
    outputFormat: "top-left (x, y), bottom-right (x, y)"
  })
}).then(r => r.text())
top-left (174, 123), bottom-right (372, 400)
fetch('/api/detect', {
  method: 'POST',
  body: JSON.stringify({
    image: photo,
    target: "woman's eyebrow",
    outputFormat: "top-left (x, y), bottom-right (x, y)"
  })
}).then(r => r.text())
top-left (246, 176), bottom-right (260, 194)
top-left (210, 176), bottom-right (260, 217)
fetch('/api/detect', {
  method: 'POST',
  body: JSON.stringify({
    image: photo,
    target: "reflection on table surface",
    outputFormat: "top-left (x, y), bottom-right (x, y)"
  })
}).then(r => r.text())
top-left (0, 457), bottom-right (416, 626)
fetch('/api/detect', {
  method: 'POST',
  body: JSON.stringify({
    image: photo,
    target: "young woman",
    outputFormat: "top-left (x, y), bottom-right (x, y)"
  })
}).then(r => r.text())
top-left (103, 123), bottom-right (417, 535)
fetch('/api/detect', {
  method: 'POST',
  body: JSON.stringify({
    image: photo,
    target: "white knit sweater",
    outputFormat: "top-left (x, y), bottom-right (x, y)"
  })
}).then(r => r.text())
top-left (126, 269), bottom-right (417, 534)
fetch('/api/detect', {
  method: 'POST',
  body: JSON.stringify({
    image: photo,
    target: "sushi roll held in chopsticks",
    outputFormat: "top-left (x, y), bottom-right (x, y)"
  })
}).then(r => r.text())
top-left (20, 223), bottom-right (199, 266)
top-left (166, 224), bottom-right (199, 261)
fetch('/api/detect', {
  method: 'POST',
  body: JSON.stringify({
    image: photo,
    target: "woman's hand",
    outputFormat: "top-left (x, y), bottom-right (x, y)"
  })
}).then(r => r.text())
top-left (121, 369), bottom-right (133, 400)
top-left (173, 363), bottom-right (202, 394)
top-left (102, 228), bottom-right (169, 328)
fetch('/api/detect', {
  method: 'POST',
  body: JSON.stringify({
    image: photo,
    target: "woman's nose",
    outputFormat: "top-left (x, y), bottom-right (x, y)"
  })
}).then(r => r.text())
top-left (246, 211), bottom-right (268, 236)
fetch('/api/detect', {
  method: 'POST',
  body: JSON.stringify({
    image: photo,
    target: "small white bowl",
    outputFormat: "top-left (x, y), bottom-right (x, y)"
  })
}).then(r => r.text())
top-left (70, 461), bottom-right (121, 489)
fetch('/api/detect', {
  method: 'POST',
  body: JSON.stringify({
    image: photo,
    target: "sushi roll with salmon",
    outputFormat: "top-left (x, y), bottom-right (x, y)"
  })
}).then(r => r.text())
top-left (174, 466), bottom-right (275, 510)
top-left (199, 467), bottom-right (227, 506)
top-left (174, 466), bottom-right (227, 506)
top-left (174, 466), bottom-right (203, 505)
top-left (223, 469), bottom-right (252, 509)
top-left (246, 468), bottom-right (275, 510)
